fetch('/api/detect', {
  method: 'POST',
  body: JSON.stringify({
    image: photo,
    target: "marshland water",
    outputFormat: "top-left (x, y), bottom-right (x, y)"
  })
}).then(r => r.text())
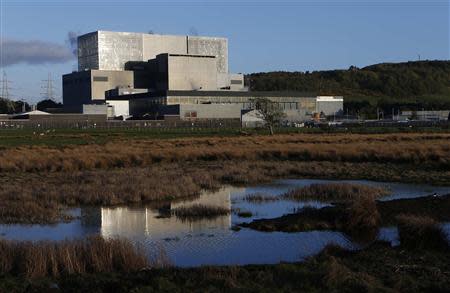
top-left (1, 179), bottom-right (450, 267)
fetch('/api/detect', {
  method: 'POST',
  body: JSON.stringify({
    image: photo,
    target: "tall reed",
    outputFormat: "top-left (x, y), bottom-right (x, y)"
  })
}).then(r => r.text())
top-left (0, 236), bottom-right (159, 278)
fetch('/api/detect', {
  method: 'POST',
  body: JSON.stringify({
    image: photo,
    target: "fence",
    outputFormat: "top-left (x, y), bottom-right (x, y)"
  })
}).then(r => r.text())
top-left (0, 119), bottom-right (242, 130)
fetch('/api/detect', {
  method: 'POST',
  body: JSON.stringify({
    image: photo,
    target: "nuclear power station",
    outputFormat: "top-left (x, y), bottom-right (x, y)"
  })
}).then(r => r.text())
top-left (62, 30), bottom-right (343, 121)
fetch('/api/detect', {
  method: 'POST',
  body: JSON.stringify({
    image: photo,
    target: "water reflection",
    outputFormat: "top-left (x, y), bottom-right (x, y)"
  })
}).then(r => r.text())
top-left (99, 187), bottom-right (236, 238)
top-left (1, 179), bottom-right (449, 267)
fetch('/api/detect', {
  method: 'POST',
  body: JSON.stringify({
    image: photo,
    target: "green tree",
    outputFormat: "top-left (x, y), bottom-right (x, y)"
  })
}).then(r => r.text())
top-left (37, 99), bottom-right (62, 111)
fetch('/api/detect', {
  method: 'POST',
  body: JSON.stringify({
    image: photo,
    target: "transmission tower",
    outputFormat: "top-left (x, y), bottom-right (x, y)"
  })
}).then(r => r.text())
top-left (0, 71), bottom-right (15, 112)
top-left (41, 72), bottom-right (57, 101)
top-left (1, 71), bottom-right (12, 100)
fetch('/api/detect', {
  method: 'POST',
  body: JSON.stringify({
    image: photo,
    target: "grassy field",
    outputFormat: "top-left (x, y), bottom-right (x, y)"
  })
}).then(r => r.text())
top-left (0, 126), bottom-right (448, 148)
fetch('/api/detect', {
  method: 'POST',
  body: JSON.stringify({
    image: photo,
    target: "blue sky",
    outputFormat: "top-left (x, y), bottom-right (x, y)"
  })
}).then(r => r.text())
top-left (0, 0), bottom-right (449, 103)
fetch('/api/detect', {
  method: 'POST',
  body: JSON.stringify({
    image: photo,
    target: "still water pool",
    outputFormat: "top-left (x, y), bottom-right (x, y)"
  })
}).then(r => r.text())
top-left (1, 179), bottom-right (449, 267)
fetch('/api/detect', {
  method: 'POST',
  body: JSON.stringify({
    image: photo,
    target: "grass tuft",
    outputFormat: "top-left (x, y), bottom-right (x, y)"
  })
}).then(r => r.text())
top-left (171, 204), bottom-right (230, 221)
top-left (283, 183), bottom-right (389, 202)
top-left (396, 214), bottom-right (449, 251)
top-left (243, 193), bottom-right (279, 203)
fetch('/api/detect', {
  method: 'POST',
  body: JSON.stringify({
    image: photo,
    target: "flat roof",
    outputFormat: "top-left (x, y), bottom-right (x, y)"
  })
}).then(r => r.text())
top-left (79, 30), bottom-right (227, 41)
top-left (106, 90), bottom-right (317, 100)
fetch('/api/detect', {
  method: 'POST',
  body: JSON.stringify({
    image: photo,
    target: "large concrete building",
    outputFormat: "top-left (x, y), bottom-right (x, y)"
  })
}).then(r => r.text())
top-left (63, 30), bottom-right (343, 120)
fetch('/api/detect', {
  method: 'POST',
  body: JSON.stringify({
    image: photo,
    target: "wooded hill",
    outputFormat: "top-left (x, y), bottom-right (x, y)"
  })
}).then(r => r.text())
top-left (246, 61), bottom-right (450, 118)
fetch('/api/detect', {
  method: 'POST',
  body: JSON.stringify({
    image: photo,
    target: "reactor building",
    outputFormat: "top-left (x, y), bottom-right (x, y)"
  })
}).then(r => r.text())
top-left (63, 30), bottom-right (343, 121)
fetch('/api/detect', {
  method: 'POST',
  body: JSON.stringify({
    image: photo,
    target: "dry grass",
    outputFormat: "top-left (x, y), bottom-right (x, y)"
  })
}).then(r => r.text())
top-left (396, 214), bottom-right (449, 251)
top-left (0, 236), bottom-right (154, 279)
top-left (283, 183), bottom-right (389, 202)
top-left (243, 193), bottom-right (279, 203)
top-left (1, 159), bottom-right (449, 225)
top-left (0, 132), bottom-right (449, 224)
top-left (0, 133), bottom-right (449, 172)
top-left (171, 204), bottom-right (230, 221)
top-left (342, 197), bottom-right (381, 242)
top-left (324, 256), bottom-right (383, 291)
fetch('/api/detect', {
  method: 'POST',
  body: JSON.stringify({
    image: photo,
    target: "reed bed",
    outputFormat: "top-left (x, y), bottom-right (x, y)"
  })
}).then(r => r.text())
top-left (171, 204), bottom-right (230, 221)
top-left (1, 160), bottom-right (449, 224)
top-left (0, 236), bottom-right (152, 279)
top-left (283, 183), bottom-right (389, 202)
top-left (0, 132), bottom-right (449, 225)
top-left (0, 133), bottom-right (449, 172)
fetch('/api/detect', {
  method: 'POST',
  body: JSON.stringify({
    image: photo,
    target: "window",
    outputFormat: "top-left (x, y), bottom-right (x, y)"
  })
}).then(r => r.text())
top-left (93, 76), bottom-right (108, 82)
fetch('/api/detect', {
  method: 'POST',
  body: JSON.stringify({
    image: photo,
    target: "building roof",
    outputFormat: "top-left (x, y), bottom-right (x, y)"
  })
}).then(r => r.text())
top-left (80, 30), bottom-right (227, 41)
top-left (19, 110), bottom-right (51, 115)
top-left (106, 90), bottom-right (317, 101)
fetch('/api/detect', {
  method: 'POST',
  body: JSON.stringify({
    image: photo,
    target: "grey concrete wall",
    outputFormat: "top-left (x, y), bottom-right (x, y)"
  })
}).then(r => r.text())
top-left (83, 104), bottom-right (108, 115)
top-left (91, 70), bottom-right (134, 100)
top-left (63, 70), bottom-right (134, 111)
top-left (142, 34), bottom-right (187, 62)
top-left (167, 55), bottom-right (218, 90)
top-left (316, 97), bottom-right (344, 116)
top-left (78, 31), bottom-right (228, 74)
top-left (97, 31), bottom-right (143, 71)
top-left (178, 104), bottom-right (242, 119)
top-left (187, 36), bottom-right (228, 74)
top-left (166, 95), bottom-right (317, 113)
top-left (228, 73), bottom-right (245, 91)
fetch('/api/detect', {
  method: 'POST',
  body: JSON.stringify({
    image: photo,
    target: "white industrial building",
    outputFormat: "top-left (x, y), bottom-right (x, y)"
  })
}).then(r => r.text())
top-left (63, 30), bottom-right (343, 121)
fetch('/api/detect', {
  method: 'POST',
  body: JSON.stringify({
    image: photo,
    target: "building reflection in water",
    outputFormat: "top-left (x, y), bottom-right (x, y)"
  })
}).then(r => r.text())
top-left (83, 186), bottom-right (243, 239)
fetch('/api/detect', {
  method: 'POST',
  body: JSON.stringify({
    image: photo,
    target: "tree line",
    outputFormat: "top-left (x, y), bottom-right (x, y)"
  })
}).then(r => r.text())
top-left (0, 98), bottom-right (62, 114)
top-left (246, 60), bottom-right (450, 118)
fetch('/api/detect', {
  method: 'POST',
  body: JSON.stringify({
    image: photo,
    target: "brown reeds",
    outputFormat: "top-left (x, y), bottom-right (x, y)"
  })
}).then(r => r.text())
top-left (0, 133), bottom-right (449, 173)
top-left (283, 183), bottom-right (389, 202)
top-left (0, 236), bottom-right (155, 279)
top-left (342, 197), bottom-right (381, 243)
top-left (171, 204), bottom-right (230, 220)
top-left (244, 193), bottom-right (279, 203)
top-left (396, 214), bottom-right (449, 251)
top-left (0, 132), bottom-right (449, 225)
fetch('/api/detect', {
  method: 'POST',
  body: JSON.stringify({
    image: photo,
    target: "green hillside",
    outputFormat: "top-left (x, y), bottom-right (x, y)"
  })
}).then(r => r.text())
top-left (246, 60), bottom-right (450, 118)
